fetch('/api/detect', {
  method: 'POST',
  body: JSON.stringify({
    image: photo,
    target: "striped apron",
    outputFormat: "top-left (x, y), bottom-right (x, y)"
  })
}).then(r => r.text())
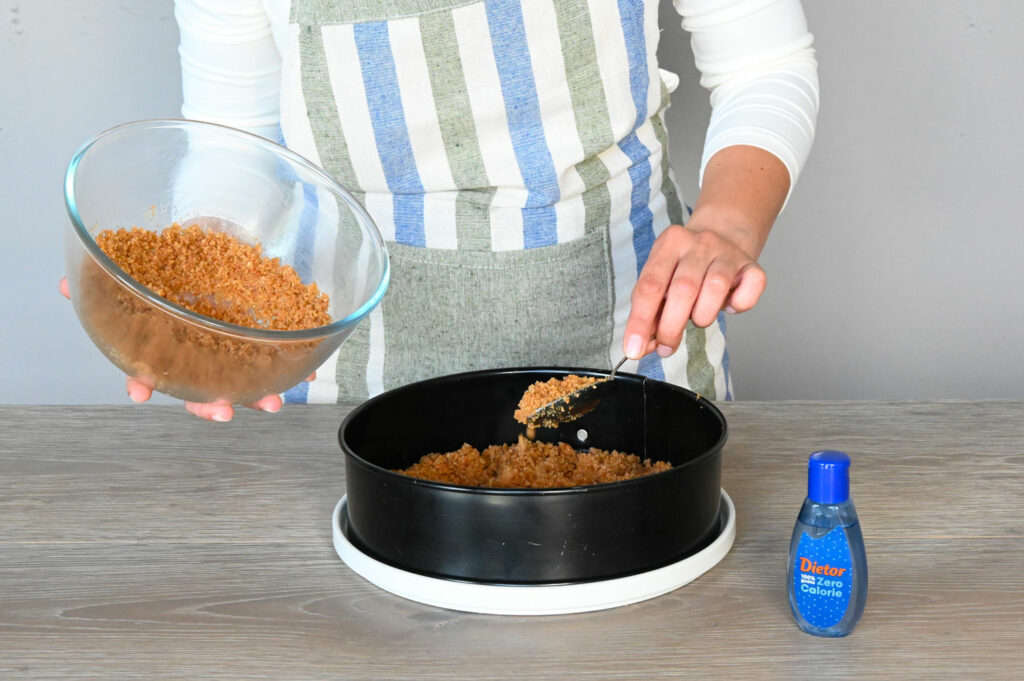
top-left (279, 0), bottom-right (733, 404)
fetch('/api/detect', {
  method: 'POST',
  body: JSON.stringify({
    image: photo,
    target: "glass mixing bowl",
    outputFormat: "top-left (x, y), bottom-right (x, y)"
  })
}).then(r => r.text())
top-left (64, 119), bottom-right (389, 404)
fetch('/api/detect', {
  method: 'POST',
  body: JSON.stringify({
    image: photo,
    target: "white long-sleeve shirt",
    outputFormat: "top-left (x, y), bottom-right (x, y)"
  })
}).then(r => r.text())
top-left (174, 0), bottom-right (818, 199)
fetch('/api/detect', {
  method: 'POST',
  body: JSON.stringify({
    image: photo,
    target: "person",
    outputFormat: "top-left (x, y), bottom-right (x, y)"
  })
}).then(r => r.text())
top-left (63, 0), bottom-right (818, 421)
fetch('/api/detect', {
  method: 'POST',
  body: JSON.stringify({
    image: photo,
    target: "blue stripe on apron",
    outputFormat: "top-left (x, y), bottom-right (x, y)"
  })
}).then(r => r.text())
top-left (617, 0), bottom-right (664, 380)
top-left (276, 124), bottom-right (318, 405)
top-left (354, 21), bottom-right (427, 247)
top-left (717, 311), bottom-right (732, 400)
top-left (486, 0), bottom-right (560, 248)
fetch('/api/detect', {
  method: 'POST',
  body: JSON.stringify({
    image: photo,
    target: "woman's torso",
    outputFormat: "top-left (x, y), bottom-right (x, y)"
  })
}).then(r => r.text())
top-left (266, 0), bottom-right (731, 403)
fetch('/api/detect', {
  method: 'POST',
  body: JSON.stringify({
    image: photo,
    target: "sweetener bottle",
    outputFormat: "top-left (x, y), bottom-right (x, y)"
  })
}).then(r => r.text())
top-left (787, 451), bottom-right (868, 637)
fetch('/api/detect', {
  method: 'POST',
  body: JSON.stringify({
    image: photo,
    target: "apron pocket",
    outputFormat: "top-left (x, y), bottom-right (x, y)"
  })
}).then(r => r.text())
top-left (378, 228), bottom-right (615, 391)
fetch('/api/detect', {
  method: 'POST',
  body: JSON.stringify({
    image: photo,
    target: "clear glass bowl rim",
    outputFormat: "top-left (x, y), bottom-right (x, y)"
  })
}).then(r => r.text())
top-left (65, 118), bottom-right (390, 342)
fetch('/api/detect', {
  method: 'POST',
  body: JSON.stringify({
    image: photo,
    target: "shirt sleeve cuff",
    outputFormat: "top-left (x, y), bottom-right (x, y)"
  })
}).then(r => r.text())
top-left (698, 57), bottom-right (819, 209)
top-left (175, 0), bottom-right (282, 138)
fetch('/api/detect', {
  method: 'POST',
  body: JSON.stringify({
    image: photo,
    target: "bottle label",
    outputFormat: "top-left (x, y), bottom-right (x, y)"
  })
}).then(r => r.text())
top-left (792, 529), bottom-right (853, 628)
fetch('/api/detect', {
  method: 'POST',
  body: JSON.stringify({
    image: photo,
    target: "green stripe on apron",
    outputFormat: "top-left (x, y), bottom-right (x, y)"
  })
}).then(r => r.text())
top-left (554, 0), bottom-right (614, 159)
top-left (296, 22), bottom-right (373, 400)
top-left (553, 0), bottom-right (614, 236)
top-left (293, 0), bottom-right (481, 26)
top-left (332, 212), bottom-right (374, 401)
top-left (553, 0), bottom-right (616, 364)
top-left (654, 82), bottom-right (685, 226)
top-left (454, 189), bottom-right (497, 251)
top-left (653, 81), bottom-right (716, 398)
top-left (419, 9), bottom-right (493, 251)
top-left (684, 324), bottom-right (716, 399)
top-left (297, 26), bottom-right (360, 189)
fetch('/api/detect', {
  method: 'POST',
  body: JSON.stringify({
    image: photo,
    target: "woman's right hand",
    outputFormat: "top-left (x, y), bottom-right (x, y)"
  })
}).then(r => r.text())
top-left (60, 276), bottom-right (310, 422)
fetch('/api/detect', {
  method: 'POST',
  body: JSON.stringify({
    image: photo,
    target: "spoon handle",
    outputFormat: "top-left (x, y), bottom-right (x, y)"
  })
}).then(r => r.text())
top-left (610, 355), bottom-right (628, 379)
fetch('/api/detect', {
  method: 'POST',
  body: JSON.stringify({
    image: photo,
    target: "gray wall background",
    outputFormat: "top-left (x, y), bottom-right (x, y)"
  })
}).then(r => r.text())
top-left (3, 0), bottom-right (1021, 403)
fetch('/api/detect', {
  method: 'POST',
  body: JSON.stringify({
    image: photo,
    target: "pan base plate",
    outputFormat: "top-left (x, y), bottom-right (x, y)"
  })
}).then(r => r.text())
top-left (332, 490), bottom-right (735, 616)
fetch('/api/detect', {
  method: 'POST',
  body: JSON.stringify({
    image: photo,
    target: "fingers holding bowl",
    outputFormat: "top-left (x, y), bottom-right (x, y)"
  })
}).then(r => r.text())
top-left (124, 373), bottom-right (305, 420)
top-left (185, 400), bottom-right (235, 423)
top-left (246, 394), bottom-right (282, 414)
top-left (125, 377), bottom-right (154, 404)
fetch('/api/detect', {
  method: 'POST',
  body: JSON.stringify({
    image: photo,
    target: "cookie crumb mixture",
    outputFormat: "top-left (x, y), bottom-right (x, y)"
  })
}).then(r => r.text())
top-left (95, 223), bottom-right (330, 330)
top-left (514, 375), bottom-right (606, 426)
top-left (396, 435), bottom-right (671, 488)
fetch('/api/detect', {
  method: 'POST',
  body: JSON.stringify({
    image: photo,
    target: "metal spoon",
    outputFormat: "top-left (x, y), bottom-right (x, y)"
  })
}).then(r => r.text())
top-left (526, 356), bottom-right (628, 428)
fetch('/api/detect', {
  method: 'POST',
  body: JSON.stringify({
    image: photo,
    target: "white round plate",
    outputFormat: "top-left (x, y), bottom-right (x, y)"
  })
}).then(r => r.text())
top-left (332, 490), bottom-right (735, 616)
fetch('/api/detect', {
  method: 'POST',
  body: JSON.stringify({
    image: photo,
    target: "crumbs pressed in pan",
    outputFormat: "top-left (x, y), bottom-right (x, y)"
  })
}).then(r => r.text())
top-left (396, 435), bottom-right (670, 488)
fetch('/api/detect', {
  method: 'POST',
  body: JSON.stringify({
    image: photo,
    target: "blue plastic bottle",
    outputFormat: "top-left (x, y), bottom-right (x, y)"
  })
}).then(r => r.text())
top-left (787, 451), bottom-right (868, 637)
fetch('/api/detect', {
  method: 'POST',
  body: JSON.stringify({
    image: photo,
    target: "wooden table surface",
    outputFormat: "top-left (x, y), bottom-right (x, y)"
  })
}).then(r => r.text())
top-left (1, 402), bottom-right (1022, 680)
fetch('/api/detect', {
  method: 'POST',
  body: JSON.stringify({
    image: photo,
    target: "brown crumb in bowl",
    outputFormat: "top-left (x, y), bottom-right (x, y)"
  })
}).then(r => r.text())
top-left (77, 222), bottom-right (331, 403)
top-left (395, 435), bottom-right (671, 488)
top-left (95, 223), bottom-right (330, 330)
top-left (513, 375), bottom-right (607, 427)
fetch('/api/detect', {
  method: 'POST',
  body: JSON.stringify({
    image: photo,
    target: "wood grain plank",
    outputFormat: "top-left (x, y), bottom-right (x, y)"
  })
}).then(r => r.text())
top-left (2, 403), bottom-right (1024, 679)
top-left (3, 403), bottom-right (1022, 543)
top-left (0, 406), bottom-right (351, 544)
top-left (1, 538), bottom-right (1022, 680)
top-left (717, 400), bottom-right (1024, 541)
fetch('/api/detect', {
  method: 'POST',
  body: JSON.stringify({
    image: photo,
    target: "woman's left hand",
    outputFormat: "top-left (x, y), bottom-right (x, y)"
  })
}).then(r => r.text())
top-left (59, 276), bottom-right (313, 420)
top-left (622, 222), bottom-right (766, 360)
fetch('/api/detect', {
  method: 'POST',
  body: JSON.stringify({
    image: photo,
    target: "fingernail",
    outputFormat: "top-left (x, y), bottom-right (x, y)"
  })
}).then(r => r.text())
top-left (656, 344), bottom-right (674, 358)
top-left (127, 389), bottom-right (144, 403)
top-left (211, 413), bottom-right (230, 423)
top-left (625, 335), bottom-right (644, 359)
top-left (725, 305), bottom-right (737, 314)
top-left (262, 402), bottom-right (280, 414)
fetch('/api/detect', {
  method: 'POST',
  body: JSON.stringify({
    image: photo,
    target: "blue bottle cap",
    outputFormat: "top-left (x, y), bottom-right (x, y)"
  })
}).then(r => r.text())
top-left (807, 450), bottom-right (851, 504)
